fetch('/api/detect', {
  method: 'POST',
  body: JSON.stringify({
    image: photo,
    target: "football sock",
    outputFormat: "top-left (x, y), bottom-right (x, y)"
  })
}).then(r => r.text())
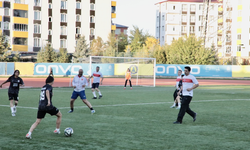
top-left (98, 91), bottom-right (102, 95)
top-left (56, 128), bottom-right (60, 131)
top-left (10, 107), bottom-right (14, 113)
top-left (92, 92), bottom-right (97, 97)
top-left (90, 108), bottom-right (94, 110)
top-left (28, 131), bottom-right (32, 135)
top-left (178, 103), bottom-right (181, 106)
top-left (71, 108), bottom-right (74, 111)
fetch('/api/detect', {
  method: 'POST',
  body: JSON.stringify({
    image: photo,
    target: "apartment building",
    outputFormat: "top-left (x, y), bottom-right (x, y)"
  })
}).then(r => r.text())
top-left (156, 0), bottom-right (250, 58)
top-left (0, 0), bottom-right (117, 53)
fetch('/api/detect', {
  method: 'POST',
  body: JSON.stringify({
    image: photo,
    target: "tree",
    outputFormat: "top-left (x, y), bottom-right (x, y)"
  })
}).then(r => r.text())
top-left (101, 33), bottom-right (117, 63)
top-left (90, 36), bottom-right (104, 56)
top-left (117, 33), bottom-right (128, 53)
top-left (166, 35), bottom-right (219, 65)
top-left (73, 35), bottom-right (90, 63)
top-left (129, 26), bottom-right (150, 53)
top-left (153, 45), bottom-right (168, 64)
top-left (0, 31), bottom-right (16, 62)
top-left (57, 48), bottom-right (69, 63)
top-left (37, 44), bottom-right (57, 63)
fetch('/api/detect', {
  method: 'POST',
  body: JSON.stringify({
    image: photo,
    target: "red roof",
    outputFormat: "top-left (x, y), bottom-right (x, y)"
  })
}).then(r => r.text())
top-left (155, 0), bottom-right (220, 5)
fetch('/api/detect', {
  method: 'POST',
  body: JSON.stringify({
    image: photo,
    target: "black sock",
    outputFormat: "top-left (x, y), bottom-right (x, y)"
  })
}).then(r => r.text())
top-left (90, 108), bottom-right (93, 110)
top-left (71, 108), bottom-right (74, 111)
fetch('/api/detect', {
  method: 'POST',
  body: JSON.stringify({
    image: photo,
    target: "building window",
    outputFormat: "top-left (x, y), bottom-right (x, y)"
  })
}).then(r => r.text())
top-left (226, 46), bottom-right (231, 53)
top-left (124, 29), bottom-right (127, 35)
top-left (199, 15), bottom-right (203, 21)
top-left (48, 3), bottom-right (52, 9)
top-left (90, 3), bottom-right (95, 10)
top-left (237, 46), bottom-right (241, 51)
top-left (173, 5), bottom-right (175, 10)
top-left (13, 38), bottom-right (27, 45)
top-left (90, 28), bottom-right (95, 35)
top-left (60, 40), bottom-right (67, 48)
top-left (49, 17), bottom-right (52, 22)
top-left (61, 26), bottom-right (67, 35)
top-left (34, 38), bottom-right (41, 47)
top-left (182, 15), bottom-right (187, 22)
top-left (182, 4), bottom-right (187, 11)
top-left (61, 0), bottom-right (67, 9)
top-left (157, 16), bottom-right (159, 22)
top-left (14, 10), bottom-right (28, 18)
top-left (112, 6), bottom-right (116, 13)
top-left (181, 26), bottom-right (187, 33)
top-left (190, 26), bottom-right (195, 33)
top-left (14, 24), bottom-right (28, 31)
top-left (34, 11), bottom-right (41, 20)
top-left (76, 15), bottom-right (81, 22)
top-left (76, 28), bottom-right (81, 34)
top-left (199, 26), bottom-right (203, 32)
top-left (4, 9), bottom-right (10, 16)
top-left (162, 36), bottom-right (164, 42)
top-left (90, 16), bottom-right (95, 23)
top-left (162, 15), bottom-right (164, 21)
top-left (75, 40), bottom-right (78, 46)
top-left (190, 4), bottom-right (196, 11)
top-left (190, 15), bottom-right (195, 22)
top-left (115, 29), bottom-right (121, 35)
top-left (226, 34), bottom-right (231, 42)
top-left (34, 0), bottom-right (40, 6)
top-left (199, 4), bottom-right (203, 10)
top-left (173, 26), bottom-right (175, 31)
top-left (4, 22), bottom-right (9, 30)
top-left (34, 24), bottom-right (41, 34)
top-left (76, 2), bottom-right (81, 9)
top-left (237, 34), bottom-right (241, 40)
top-left (48, 30), bottom-right (52, 35)
top-left (210, 5), bottom-right (214, 10)
top-left (61, 14), bottom-right (67, 22)
top-left (238, 11), bottom-right (242, 17)
top-left (0, 22), bottom-right (1, 29)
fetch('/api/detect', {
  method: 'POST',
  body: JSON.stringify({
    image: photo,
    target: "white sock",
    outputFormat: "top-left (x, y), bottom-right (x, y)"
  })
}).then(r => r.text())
top-left (92, 92), bottom-right (97, 97)
top-left (178, 103), bottom-right (181, 107)
top-left (56, 128), bottom-right (60, 131)
top-left (98, 91), bottom-right (102, 95)
top-left (10, 107), bottom-right (14, 113)
top-left (173, 103), bottom-right (176, 106)
top-left (28, 131), bottom-right (32, 135)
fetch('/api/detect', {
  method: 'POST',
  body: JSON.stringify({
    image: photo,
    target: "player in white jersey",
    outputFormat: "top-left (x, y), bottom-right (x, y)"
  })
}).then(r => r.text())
top-left (89, 66), bottom-right (104, 99)
top-left (174, 66), bottom-right (199, 124)
top-left (170, 70), bottom-right (182, 109)
top-left (68, 69), bottom-right (95, 114)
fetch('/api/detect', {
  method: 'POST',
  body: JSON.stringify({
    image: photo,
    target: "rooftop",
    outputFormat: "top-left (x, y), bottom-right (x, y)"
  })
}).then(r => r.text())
top-left (155, 0), bottom-right (220, 5)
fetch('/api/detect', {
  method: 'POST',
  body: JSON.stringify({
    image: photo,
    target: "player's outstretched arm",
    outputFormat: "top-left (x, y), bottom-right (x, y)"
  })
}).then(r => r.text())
top-left (0, 79), bottom-right (10, 88)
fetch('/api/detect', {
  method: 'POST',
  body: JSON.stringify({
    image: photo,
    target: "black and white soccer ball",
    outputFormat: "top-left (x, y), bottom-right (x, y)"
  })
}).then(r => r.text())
top-left (64, 127), bottom-right (73, 137)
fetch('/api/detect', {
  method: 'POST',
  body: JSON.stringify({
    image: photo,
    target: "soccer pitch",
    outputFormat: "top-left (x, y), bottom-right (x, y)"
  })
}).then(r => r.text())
top-left (0, 85), bottom-right (250, 150)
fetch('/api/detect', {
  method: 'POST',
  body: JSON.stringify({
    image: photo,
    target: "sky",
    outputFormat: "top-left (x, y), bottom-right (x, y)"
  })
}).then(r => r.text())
top-left (113, 0), bottom-right (161, 36)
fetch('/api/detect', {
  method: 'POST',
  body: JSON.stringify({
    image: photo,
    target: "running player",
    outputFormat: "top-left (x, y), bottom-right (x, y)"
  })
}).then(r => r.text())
top-left (170, 74), bottom-right (184, 109)
top-left (171, 70), bottom-right (182, 108)
top-left (0, 70), bottom-right (24, 116)
top-left (68, 69), bottom-right (95, 114)
top-left (26, 76), bottom-right (62, 139)
top-left (89, 66), bottom-right (103, 99)
top-left (173, 66), bottom-right (199, 124)
top-left (124, 68), bottom-right (132, 89)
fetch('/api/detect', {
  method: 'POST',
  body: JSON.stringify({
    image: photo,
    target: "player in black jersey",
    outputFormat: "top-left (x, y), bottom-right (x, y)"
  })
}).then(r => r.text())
top-left (0, 70), bottom-right (24, 116)
top-left (26, 76), bottom-right (62, 139)
top-left (170, 74), bottom-right (184, 109)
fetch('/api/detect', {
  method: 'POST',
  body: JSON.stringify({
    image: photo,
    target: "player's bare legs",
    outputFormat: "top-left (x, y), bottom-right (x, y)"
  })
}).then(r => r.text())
top-left (95, 88), bottom-right (102, 99)
top-left (28, 119), bottom-right (42, 133)
top-left (55, 111), bottom-right (62, 129)
top-left (69, 99), bottom-right (76, 112)
top-left (9, 100), bottom-right (16, 116)
top-left (82, 99), bottom-right (95, 114)
top-left (176, 96), bottom-right (181, 109)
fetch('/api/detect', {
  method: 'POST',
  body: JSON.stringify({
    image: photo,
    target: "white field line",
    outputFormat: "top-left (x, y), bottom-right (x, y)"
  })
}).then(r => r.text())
top-left (0, 99), bottom-right (250, 110)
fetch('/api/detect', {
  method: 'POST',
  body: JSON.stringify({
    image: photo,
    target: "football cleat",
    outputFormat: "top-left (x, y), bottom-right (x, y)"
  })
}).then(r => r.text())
top-left (12, 113), bottom-right (16, 116)
top-left (124, 87), bottom-right (126, 89)
top-left (91, 110), bottom-right (95, 114)
top-left (92, 97), bottom-right (97, 99)
top-left (54, 130), bottom-right (60, 134)
top-left (131, 87), bottom-right (132, 90)
top-left (26, 133), bottom-right (31, 139)
top-left (176, 106), bottom-right (181, 109)
top-left (170, 105), bottom-right (176, 108)
top-left (99, 95), bottom-right (102, 99)
top-left (68, 110), bottom-right (73, 113)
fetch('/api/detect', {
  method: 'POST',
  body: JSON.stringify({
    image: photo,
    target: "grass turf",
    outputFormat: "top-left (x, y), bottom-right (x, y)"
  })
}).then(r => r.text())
top-left (0, 85), bottom-right (250, 150)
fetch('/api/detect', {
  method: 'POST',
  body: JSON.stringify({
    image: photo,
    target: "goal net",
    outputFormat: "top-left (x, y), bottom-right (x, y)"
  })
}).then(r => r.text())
top-left (88, 56), bottom-right (156, 87)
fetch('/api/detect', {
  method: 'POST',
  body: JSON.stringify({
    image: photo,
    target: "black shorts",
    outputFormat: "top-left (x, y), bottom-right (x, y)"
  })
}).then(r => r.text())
top-left (8, 93), bottom-right (19, 101)
top-left (173, 89), bottom-right (179, 101)
top-left (92, 83), bottom-right (99, 89)
top-left (37, 105), bottom-right (59, 119)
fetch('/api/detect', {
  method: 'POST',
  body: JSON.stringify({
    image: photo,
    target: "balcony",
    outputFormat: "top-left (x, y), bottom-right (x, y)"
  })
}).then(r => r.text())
top-left (13, 31), bottom-right (28, 38)
top-left (217, 30), bottom-right (222, 35)
top-left (237, 52), bottom-right (241, 57)
top-left (111, 25), bottom-right (116, 30)
top-left (111, 13), bottom-right (116, 18)
top-left (12, 45), bottom-right (28, 52)
top-left (237, 40), bottom-right (241, 45)
top-left (13, 17), bottom-right (28, 24)
top-left (218, 41), bottom-right (222, 46)
top-left (111, 1), bottom-right (116, 6)
top-left (13, 3), bottom-right (28, 10)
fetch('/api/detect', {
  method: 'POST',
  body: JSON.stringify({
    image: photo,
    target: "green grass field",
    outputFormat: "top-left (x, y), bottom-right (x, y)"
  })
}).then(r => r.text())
top-left (0, 85), bottom-right (250, 150)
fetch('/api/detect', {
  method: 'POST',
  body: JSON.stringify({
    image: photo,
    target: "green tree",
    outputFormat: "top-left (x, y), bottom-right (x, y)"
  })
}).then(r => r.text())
top-left (57, 48), bottom-right (69, 63)
top-left (73, 35), bottom-right (90, 63)
top-left (101, 33), bottom-right (117, 63)
top-left (129, 26), bottom-right (150, 53)
top-left (90, 36), bottom-right (104, 56)
top-left (0, 32), bottom-right (17, 62)
top-left (117, 33), bottom-right (128, 53)
top-left (166, 35), bottom-right (218, 65)
top-left (37, 44), bottom-right (57, 63)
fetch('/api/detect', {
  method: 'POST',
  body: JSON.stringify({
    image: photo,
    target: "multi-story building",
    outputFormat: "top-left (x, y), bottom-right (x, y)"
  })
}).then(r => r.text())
top-left (113, 23), bottom-right (128, 36)
top-left (0, 0), bottom-right (117, 53)
top-left (155, 0), bottom-right (250, 58)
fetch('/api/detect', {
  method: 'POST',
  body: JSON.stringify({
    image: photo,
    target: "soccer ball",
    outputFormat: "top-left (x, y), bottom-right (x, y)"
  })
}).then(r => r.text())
top-left (64, 127), bottom-right (73, 137)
